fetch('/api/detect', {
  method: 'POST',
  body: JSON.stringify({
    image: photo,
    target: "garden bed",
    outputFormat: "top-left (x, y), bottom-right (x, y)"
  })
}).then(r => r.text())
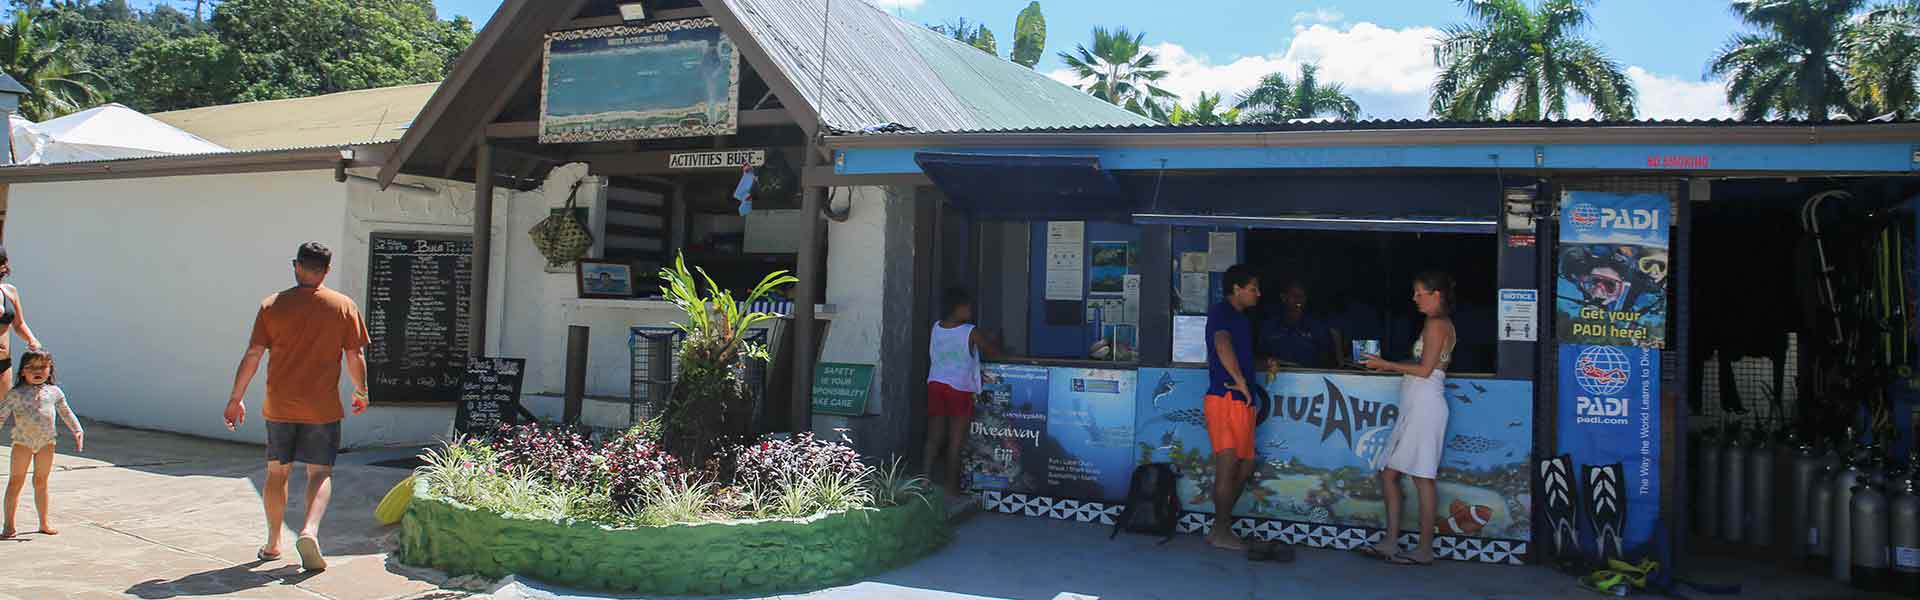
top-left (399, 474), bottom-right (950, 596)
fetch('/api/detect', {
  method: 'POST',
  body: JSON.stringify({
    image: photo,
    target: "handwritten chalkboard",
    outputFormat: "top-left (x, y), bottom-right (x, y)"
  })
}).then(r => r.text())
top-left (454, 357), bottom-right (534, 436)
top-left (368, 234), bottom-right (474, 403)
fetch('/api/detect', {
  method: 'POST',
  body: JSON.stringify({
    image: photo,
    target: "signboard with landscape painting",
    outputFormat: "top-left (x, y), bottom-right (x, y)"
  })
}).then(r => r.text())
top-left (540, 18), bottom-right (740, 143)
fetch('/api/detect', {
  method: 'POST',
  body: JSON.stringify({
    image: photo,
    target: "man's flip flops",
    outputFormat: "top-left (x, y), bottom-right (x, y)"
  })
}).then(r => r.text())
top-left (256, 547), bottom-right (281, 562)
top-left (295, 536), bottom-right (327, 571)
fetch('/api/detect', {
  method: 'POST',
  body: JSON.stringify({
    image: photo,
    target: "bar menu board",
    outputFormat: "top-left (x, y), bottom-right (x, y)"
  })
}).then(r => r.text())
top-left (368, 234), bottom-right (473, 403)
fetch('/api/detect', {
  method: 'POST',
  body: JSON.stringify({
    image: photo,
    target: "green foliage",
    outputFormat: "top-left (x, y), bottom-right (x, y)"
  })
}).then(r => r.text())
top-left (931, 17), bottom-right (996, 55)
top-left (1011, 1), bottom-right (1046, 68)
top-left (0, 8), bottom-right (107, 120)
top-left (1704, 0), bottom-right (1920, 121)
top-left (1235, 64), bottom-right (1361, 123)
top-left (657, 253), bottom-right (797, 464)
top-left (1429, 0), bottom-right (1636, 120)
top-left (1058, 26), bottom-right (1177, 119)
top-left (1166, 91), bottom-right (1240, 125)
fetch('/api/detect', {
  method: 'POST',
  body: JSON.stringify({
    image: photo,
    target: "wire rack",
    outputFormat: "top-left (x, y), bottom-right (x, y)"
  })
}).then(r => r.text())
top-left (626, 325), bottom-right (775, 432)
top-left (1693, 332), bottom-right (1801, 436)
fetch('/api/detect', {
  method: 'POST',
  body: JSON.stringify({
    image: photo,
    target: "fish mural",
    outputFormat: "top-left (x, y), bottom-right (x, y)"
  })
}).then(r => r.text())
top-left (1446, 434), bottom-right (1506, 454)
top-left (1152, 370), bottom-right (1179, 408)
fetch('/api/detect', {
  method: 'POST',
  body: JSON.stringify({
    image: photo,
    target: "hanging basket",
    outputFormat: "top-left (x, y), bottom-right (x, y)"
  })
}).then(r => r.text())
top-left (529, 179), bottom-right (594, 269)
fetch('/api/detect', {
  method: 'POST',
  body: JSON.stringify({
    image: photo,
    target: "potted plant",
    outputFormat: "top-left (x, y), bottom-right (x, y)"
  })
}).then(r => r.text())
top-left (657, 252), bottom-right (797, 465)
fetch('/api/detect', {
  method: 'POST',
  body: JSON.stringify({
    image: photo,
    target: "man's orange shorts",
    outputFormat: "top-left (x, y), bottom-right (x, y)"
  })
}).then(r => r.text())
top-left (1203, 392), bottom-right (1256, 460)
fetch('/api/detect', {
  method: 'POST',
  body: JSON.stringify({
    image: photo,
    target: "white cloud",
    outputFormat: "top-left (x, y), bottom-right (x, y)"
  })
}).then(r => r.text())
top-left (1048, 20), bottom-right (1733, 121)
top-left (1292, 8), bottom-right (1345, 26)
top-left (866, 0), bottom-right (925, 10)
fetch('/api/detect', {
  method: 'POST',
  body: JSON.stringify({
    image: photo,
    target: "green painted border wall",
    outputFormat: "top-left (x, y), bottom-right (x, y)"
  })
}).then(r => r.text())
top-left (398, 481), bottom-right (951, 595)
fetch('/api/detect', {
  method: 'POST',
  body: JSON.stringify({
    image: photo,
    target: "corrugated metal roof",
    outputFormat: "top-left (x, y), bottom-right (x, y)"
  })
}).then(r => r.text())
top-left (152, 83), bottom-right (439, 151)
top-left (714, 0), bottom-right (1150, 133)
top-left (838, 116), bottom-right (1920, 136)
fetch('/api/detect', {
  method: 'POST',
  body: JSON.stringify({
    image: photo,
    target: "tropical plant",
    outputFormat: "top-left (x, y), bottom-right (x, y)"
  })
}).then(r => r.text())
top-left (0, 8), bottom-right (108, 120)
top-left (1235, 64), bottom-right (1362, 122)
top-left (1166, 91), bottom-right (1241, 125)
top-left (1011, 1), bottom-right (1046, 68)
top-left (1708, 0), bottom-right (1869, 121)
top-left (657, 253), bottom-right (797, 465)
top-left (931, 17), bottom-right (996, 54)
top-left (1429, 0), bottom-right (1637, 120)
top-left (1058, 26), bottom-right (1178, 118)
top-left (1842, 3), bottom-right (1920, 119)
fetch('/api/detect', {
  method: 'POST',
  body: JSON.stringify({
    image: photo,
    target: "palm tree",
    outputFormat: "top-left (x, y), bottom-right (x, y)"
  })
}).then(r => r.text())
top-left (1708, 0), bottom-right (1866, 121)
top-left (1841, 3), bottom-right (1920, 119)
top-left (1167, 92), bottom-right (1241, 125)
top-left (1235, 64), bottom-right (1362, 122)
top-left (1429, 0), bottom-right (1636, 120)
top-left (1058, 26), bottom-right (1178, 118)
top-left (0, 9), bottom-right (108, 120)
top-left (931, 18), bottom-right (997, 55)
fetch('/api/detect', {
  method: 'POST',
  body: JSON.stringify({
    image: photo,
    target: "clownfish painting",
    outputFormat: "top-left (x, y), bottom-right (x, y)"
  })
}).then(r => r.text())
top-left (1436, 500), bottom-right (1494, 536)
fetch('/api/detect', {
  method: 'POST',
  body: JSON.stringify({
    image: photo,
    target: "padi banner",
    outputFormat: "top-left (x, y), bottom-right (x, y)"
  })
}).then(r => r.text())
top-left (1556, 192), bottom-right (1670, 349)
top-left (1557, 344), bottom-right (1663, 561)
top-left (966, 365), bottom-right (1137, 502)
top-left (1134, 368), bottom-right (1534, 543)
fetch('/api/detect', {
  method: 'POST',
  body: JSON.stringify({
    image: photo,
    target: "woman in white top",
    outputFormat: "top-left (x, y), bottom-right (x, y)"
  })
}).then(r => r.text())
top-left (925, 288), bottom-right (1000, 492)
top-left (1358, 271), bottom-right (1457, 566)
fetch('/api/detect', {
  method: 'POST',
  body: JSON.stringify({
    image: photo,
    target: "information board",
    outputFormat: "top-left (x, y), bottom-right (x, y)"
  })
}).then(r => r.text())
top-left (454, 357), bottom-right (534, 436)
top-left (368, 234), bottom-right (473, 403)
top-left (811, 362), bottom-right (873, 416)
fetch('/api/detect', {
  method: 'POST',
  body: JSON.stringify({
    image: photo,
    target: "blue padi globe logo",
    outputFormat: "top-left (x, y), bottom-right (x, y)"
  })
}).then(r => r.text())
top-left (1574, 346), bottom-right (1631, 396)
top-left (1569, 203), bottom-right (1602, 229)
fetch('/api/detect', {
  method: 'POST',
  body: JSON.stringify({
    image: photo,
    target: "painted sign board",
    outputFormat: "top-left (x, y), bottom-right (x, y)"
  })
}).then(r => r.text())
top-left (811, 362), bottom-right (873, 416)
top-left (540, 18), bottom-right (741, 143)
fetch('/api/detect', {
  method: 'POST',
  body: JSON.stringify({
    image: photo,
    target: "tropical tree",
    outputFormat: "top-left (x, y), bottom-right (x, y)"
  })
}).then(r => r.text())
top-left (1429, 0), bottom-right (1637, 120)
top-left (1235, 64), bottom-right (1361, 122)
top-left (1708, 0), bottom-right (1865, 121)
top-left (931, 17), bottom-right (996, 54)
top-left (1011, 1), bottom-right (1046, 68)
top-left (1843, 3), bottom-right (1920, 119)
top-left (1058, 26), bottom-right (1178, 118)
top-left (1166, 92), bottom-right (1241, 125)
top-left (0, 8), bottom-right (108, 120)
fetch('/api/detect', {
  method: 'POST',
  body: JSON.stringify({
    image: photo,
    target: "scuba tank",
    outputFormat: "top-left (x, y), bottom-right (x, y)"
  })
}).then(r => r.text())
top-left (1747, 427), bottom-right (1776, 547)
top-left (1698, 427), bottom-right (1723, 539)
top-left (1724, 424), bottom-right (1747, 544)
top-left (1790, 436), bottom-right (1820, 559)
top-left (1890, 458), bottom-right (1920, 596)
top-left (1811, 456), bottom-right (1837, 571)
top-left (1834, 451), bottom-right (1865, 583)
top-left (1853, 472), bottom-right (1892, 591)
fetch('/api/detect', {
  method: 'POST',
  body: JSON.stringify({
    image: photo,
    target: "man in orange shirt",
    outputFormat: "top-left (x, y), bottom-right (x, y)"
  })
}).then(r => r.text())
top-left (224, 242), bottom-right (371, 572)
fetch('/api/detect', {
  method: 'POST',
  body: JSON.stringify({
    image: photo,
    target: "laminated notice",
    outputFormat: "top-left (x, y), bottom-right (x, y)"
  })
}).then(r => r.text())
top-left (1809, 528), bottom-right (1819, 547)
top-left (1898, 547), bottom-right (1920, 570)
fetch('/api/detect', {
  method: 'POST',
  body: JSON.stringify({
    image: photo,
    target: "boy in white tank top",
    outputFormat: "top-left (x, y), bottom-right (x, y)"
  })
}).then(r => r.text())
top-left (926, 288), bottom-right (1001, 492)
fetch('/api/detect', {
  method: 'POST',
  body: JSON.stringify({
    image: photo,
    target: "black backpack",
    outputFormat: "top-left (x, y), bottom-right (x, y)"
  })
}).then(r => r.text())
top-left (1110, 462), bottom-right (1181, 544)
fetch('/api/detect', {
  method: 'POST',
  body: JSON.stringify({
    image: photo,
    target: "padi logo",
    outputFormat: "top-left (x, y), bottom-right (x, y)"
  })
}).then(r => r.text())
top-left (1570, 202), bottom-right (1660, 232)
top-left (1575, 396), bottom-right (1630, 425)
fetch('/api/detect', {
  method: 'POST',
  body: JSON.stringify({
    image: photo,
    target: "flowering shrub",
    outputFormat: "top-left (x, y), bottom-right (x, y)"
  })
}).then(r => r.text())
top-left (488, 423), bottom-right (600, 489)
top-left (601, 427), bottom-right (682, 510)
top-left (732, 432), bottom-right (865, 493)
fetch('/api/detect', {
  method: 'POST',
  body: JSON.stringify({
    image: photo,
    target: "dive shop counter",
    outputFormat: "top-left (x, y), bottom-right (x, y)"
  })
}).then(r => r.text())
top-left (964, 359), bottom-right (1537, 564)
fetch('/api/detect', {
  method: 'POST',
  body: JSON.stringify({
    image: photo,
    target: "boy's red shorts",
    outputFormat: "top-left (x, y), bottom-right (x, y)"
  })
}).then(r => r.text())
top-left (927, 381), bottom-right (975, 418)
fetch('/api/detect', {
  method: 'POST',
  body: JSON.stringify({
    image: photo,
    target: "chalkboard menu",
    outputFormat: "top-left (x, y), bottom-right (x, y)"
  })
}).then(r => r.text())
top-left (368, 234), bottom-right (473, 403)
top-left (454, 357), bottom-right (533, 436)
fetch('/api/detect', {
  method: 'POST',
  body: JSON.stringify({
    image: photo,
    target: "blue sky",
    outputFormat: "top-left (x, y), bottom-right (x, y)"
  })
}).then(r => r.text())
top-left (420, 1), bottom-right (1746, 119)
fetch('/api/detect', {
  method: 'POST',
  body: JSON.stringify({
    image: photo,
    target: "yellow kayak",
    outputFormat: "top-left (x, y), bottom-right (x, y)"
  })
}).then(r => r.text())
top-left (375, 474), bottom-right (416, 525)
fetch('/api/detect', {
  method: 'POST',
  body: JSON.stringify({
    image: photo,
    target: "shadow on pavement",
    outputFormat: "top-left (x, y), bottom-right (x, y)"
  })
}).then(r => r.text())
top-left (124, 560), bottom-right (316, 598)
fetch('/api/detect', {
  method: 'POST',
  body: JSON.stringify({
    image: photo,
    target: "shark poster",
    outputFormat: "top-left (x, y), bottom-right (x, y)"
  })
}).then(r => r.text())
top-left (1044, 367), bottom-right (1138, 501)
top-left (1134, 368), bottom-right (1534, 543)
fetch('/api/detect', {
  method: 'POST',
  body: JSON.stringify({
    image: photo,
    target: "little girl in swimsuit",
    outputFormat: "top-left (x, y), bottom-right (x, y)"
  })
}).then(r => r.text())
top-left (1, 349), bottom-right (81, 537)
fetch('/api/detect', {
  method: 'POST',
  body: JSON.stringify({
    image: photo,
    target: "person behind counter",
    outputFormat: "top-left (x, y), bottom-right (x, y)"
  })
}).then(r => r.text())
top-left (1203, 264), bottom-right (1262, 552)
top-left (1358, 271), bottom-right (1456, 566)
top-left (1259, 280), bottom-right (1342, 373)
top-left (925, 287), bottom-right (1001, 493)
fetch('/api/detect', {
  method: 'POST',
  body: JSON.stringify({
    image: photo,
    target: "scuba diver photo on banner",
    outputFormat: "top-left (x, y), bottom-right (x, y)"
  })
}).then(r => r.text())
top-left (1556, 192), bottom-right (1670, 349)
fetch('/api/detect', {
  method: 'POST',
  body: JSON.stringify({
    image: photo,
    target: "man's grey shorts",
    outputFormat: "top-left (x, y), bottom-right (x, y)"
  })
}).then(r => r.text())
top-left (265, 421), bottom-right (341, 466)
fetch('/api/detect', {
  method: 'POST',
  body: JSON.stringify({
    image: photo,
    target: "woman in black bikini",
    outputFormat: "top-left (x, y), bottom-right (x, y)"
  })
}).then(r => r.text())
top-left (0, 247), bottom-right (45, 385)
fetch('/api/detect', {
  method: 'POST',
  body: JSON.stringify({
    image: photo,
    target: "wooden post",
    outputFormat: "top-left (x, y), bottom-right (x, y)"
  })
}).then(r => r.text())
top-left (791, 149), bottom-right (825, 433)
top-left (564, 325), bottom-right (589, 424)
top-left (470, 142), bottom-right (494, 358)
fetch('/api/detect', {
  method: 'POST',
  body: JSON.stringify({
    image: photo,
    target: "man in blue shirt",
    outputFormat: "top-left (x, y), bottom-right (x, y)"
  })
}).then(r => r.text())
top-left (1204, 264), bottom-right (1260, 551)
top-left (1260, 281), bottom-right (1341, 371)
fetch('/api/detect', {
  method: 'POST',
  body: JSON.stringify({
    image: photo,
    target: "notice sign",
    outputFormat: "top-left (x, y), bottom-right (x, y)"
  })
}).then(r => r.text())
top-left (454, 357), bottom-right (532, 436)
top-left (1044, 221), bottom-right (1085, 301)
top-left (1499, 289), bottom-right (1539, 342)
top-left (812, 362), bottom-right (874, 416)
top-left (668, 149), bottom-right (765, 169)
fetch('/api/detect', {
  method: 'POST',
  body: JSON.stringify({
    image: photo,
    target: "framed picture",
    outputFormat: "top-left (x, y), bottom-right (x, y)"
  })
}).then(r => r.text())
top-left (577, 259), bottom-right (636, 299)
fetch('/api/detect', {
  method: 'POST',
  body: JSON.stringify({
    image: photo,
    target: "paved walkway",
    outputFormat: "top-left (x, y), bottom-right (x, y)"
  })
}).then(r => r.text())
top-left (0, 421), bottom-right (1900, 600)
